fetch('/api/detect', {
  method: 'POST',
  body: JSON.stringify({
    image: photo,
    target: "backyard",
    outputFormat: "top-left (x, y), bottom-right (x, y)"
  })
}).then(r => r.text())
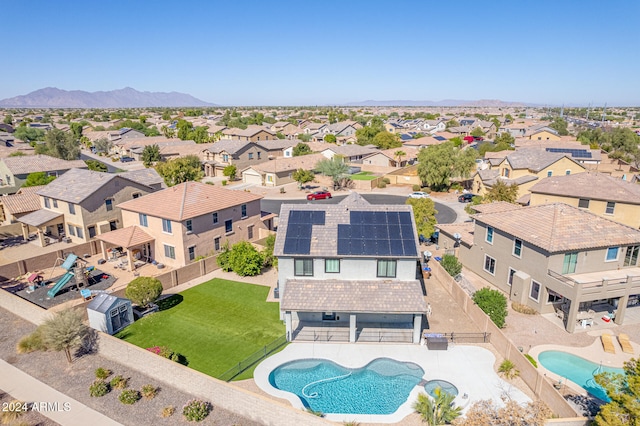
top-left (115, 278), bottom-right (284, 380)
top-left (350, 171), bottom-right (379, 180)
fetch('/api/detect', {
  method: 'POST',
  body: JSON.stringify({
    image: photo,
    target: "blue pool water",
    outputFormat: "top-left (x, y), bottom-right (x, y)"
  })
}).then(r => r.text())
top-left (268, 358), bottom-right (424, 415)
top-left (538, 351), bottom-right (624, 401)
top-left (424, 379), bottom-right (458, 398)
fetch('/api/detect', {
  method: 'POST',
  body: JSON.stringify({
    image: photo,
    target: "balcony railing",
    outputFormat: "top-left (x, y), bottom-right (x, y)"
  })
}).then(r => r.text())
top-left (548, 269), bottom-right (640, 296)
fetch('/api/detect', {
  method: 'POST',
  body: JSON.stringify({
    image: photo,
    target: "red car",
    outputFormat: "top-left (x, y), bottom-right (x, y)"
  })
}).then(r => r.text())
top-left (307, 191), bottom-right (332, 201)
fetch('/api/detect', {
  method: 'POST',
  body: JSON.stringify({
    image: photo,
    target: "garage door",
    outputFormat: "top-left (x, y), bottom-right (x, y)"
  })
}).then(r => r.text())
top-left (243, 170), bottom-right (263, 185)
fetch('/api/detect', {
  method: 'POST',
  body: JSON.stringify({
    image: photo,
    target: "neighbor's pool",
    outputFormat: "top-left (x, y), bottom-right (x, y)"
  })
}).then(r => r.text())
top-left (538, 351), bottom-right (624, 401)
top-left (268, 358), bottom-right (424, 415)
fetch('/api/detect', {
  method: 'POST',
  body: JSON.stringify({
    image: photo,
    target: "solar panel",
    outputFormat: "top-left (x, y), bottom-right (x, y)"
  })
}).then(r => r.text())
top-left (545, 148), bottom-right (592, 159)
top-left (283, 210), bottom-right (323, 255)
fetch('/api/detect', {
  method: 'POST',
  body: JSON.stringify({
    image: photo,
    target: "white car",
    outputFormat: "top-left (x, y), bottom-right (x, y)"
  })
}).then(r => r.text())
top-left (408, 191), bottom-right (430, 199)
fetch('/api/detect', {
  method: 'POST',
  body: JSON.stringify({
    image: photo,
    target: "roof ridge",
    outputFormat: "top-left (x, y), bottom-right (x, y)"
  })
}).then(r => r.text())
top-left (178, 182), bottom-right (188, 220)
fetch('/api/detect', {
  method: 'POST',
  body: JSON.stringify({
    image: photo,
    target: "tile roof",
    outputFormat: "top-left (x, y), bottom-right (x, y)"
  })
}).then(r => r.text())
top-left (95, 225), bottom-right (154, 248)
top-left (473, 203), bottom-right (640, 252)
top-left (502, 149), bottom-right (577, 172)
top-left (248, 153), bottom-right (325, 174)
top-left (117, 181), bottom-right (263, 221)
top-left (119, 169), bottom-right (164, 187)
top-left (281, 279), bottom-right (427, 313)
top-left (0, 185), bottom-right (43, 214)
top-left (322, 145), bottom-right (376, 157)
top-left (205, 139), bottom-right (252, 155)
top-left (1, 155), bottom-right (87, 175)
top-left (529, 172), bottom-right (640, 205)
top-left (18, 209), bottom-right (62, 227)
top-left (471, 201), bottom-right (521, 214)
top-left (436, 222), bottom-right (475, 247)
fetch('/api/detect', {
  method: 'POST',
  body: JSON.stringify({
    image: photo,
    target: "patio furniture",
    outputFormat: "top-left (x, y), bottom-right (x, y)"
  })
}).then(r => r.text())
top-left (618, 334), bottom-right (634, 354)
top-left (601, 334), bottom-right (616, 354)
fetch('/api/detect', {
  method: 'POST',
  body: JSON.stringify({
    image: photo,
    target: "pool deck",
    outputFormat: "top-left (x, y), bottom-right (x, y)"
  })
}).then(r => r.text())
top-left (254, 342), bottom-right (531, 424)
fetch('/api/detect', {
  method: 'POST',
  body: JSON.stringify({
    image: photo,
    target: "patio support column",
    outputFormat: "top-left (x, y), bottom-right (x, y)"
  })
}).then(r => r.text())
top-left (127, 249), bottom-right (134, 272)
top-left (566, 298), bottom-right (579, 333)
top-left (349, 314), bottom-right (356, 343)
top-left (614, 279), bottom-right (631, 325)
top-left (413, 314), bottom-right (422, 344)
top-left (36, 228), bottom-right (46, 247)
top-left (21, 224), bottom-right (29, 241)
top-left (285, 311), bottom-right (292, 341)
top-left (99, 240), bottom-right (108, 260)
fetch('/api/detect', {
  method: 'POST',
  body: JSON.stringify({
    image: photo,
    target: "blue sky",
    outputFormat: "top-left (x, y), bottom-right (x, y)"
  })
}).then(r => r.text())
top-left (2, 0), bottom-right (638, 105)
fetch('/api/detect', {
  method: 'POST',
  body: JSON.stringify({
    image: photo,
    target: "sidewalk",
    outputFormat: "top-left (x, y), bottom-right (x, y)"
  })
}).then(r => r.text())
top-left (0, 359), bottom-right (121, 426)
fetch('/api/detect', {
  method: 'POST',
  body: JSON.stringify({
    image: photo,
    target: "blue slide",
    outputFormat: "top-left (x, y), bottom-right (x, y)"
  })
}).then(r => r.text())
top-left (47, 272), bottom-right (74, 298)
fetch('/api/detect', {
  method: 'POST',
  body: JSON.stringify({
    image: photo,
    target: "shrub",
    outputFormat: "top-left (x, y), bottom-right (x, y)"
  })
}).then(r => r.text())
top-left (512, 302), bottom-right (537, 315)
top-left (377, 181), bottom-right (387, 188)
top-left (89, 380), bottom-right (110, 397)
top-left (222, 180), bottom-right (227, 186)
top-left (216, 243), bottom-right (232, 272)
top-left (141, 384), bottom-right (158, 399)
top-left (182, 399), bottom-right (211, 422)
top-left (472, 288), bottom-right (508, 328)
top-left (422, 187), bottom-right (431, 193)
top-left (382, 177), bottom-right (390, 184)
top-left (95, 367), bottom-right (111, 380)
top-left (16, 327), bottom-right (46, 353)
top-left (498, 359), bottom-right (520, 379)
top-left (146, 346), bottom-right (187, 365)
top-left (227, 241), bottom-right (264, 277)
top-left (412, 184), bottom-right (421, 191)
top-left (441, 254), bottom-right (462, 277)
top-left (119, 389), bottom-right (141, 405)
top-left (125, 276), bottom-right (162, 308)
top-left (110, 375), bottom-right (128, 389)
top-left (525, 354), bottom-right (538, 368)
top-left (161, 406), bottom-right (175, 418)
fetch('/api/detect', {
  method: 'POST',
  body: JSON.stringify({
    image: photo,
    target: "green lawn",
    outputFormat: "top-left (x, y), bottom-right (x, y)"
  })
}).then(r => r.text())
top-left (350, 171), bottom-right (378, 181)
top-left (115, 278), bottom-right (284, 380)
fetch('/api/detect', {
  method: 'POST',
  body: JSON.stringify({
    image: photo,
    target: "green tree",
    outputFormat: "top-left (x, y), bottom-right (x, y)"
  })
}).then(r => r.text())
top-left (594, 358), bottom-right (640, 426)
top-left (161, 111), bottom-right (172, 120)
top-left (292, 168), bottom-right (315, 187)
top-left (176, 119), bottom-right (194, 140)
top-left (70, 122), bottom-right (84, 139)
top-left (276, 132), bottom-right (286, 139)
top-left (372, 131), bottom-right (402, 149)
top-left (36, 128), bottom-right (80, 160)
top-left (549, 117), bottom-right (569, 136)
top-left (394, 150), bottom-right (406, 166)
top-left (417, 143), bottom-right (476, 191)
top-left (441, 254), bottom-right (462, 277)
top-left (141, 144), bottom-right (161, 166)
top-left (262, 233), bottom-right (277, 268)
top-left (155, 155), bottom-right (203, 187)
top-left (3, 114), bottom-right (12, 125)
top-left (24, 172), bottom-right (56, 187)
top-left (125, 277), bottom-right (163, 308)
top-left (161, 125), bottom-right (176, 139)
top-left (472, 288), bottom-right (508, 328)
top-left (293, 142), bottom-right (312, 156)
top-left (493, 132), bottom-right (515, 146)
top-left (14, 127), bottom-right (45, 143)
top-left (93, 137), bottom-right (112, 154)
top-left (505, 114), bottom-right (514, 122)
top-left (484, 180), bottom-right (519, 203)
top-left (315, 157), bottom-right (350, 189)
top-left (84, 159), bottom-right (107, 172)
top-left (355, 117), bottom-right (384, 145)
top-left (228, 241), bottom-right (264, 276)
top-left (406, 198), bottom-right (437, 239)
top-left (470, 127), bottom-right (485, 138)
top-left (298, 133), bottom-right (312, 142)
top-left (445, 119), bottom-right (459, 129)
top-left (413, 389), bottom-right (462, 426)
top-left (223, 164), bottom-right (237, 180)
top-left (324, 134), bottom-right (337, 144)
top-left (40, 308), bottom-right (89, 363)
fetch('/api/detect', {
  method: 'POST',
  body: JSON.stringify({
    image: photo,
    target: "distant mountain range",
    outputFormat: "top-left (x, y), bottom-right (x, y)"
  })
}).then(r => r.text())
top-left (343, 99), bottom-right (538, 107)
top-left (0, 87), bottom-right (216, 108)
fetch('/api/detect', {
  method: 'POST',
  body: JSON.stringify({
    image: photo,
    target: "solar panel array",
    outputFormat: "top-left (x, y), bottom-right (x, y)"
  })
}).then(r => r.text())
top-left (433, 135), bottom-right (446, 141)
top-left (546, 148), bottom-right (592, 159)
top-left (283, 210), bottom-right (325, 255)
top-left (337, 211), bottom-right (418, 257)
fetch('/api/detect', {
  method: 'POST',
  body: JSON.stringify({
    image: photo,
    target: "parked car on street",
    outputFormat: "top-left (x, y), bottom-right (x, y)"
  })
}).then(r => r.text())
top-left (458, 193), bottom-right (475, 203)
top-left (408, 191), bottom-right (430, 199)
top-left (307, 190), bottom-right (332, 201)
top-left (120, 156), bottom-right (135, 163)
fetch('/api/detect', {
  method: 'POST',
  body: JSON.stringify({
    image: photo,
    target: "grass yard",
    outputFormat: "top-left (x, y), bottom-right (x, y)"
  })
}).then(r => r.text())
top-left (115, 278), bottom-right (284, 380)
top-left (350, 171), bottom-right (378, 181)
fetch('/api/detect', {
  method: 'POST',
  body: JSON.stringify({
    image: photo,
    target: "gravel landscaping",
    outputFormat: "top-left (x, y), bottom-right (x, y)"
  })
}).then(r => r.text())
top-left (0, 390), bottom-right (59, 426)
top-left (0, 307), bottom-right (261, 426)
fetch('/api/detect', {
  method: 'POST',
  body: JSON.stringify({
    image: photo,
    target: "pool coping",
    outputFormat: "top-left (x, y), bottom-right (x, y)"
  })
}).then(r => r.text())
top-left (254, 342), bottom-right (531, 424)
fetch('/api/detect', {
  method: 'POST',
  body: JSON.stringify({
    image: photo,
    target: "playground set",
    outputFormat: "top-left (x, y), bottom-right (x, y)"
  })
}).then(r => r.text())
top-left (25, 253), bottom-right (105, 300)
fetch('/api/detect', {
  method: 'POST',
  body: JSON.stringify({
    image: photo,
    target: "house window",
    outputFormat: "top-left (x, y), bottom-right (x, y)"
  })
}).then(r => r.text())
top-left (162, 218), bottom-right (172, 234)
top-left (214, 237), bottom-right (220, 251)
top-left (267, 175), bottom-right (273, 183)
top-left (105, 199), bottom-right (113, 211)
top-left (325, 259), bottom-right (340, 273)
top-left (294, 258), bottom-right (313, 276)
top-left (132, 193), bottom-right (141, 199)
top-left (247, 225), bottom-right (253, 239)
top-left (565, 170), bottom-right (571, 175)
top-left (248, 153), bottom-right (253, 160)
top-left (529, 281), bottom-right (541, 302)
top-left (257, 152), bottom-right (261, 160)
top-left (483, 255), bottom-right (496, 275)
top-left (377, 259), bottom-right (397, 278)
top-left (68, 203), bottom-right (76, 214)
top-left (225, 219), bottom-right (233, 233)
top-left (186, 219), bottom-right (193, 233)
top-left (44, 198), bottom-right (50, 208)
top-left (547, 289), bottom-right (563, 304)
top-left (606, 202), bottom-right (615, 215)
top-left (76, 227), bottom-right (83, 239)
top-left (88, 226), bottom-right (96, 238)
top-left (508, 268), bottom-right (516, 286)
top-left (68, 224), bottom-right (75, 236)
top-left (212, 212), bottom-right (218, 224)
top-left (139, 213), bottom-right (148, 227)
top-left (606, 247), bottom-right (619, 262)
top-left (513, 239), bottom-right (522, 257)
top-left (547, 171), bottom-right (552, 177)
top-left (503, 168), bottom-right (510, 178)
top-left (624, 245), bottom-right (640, 267)
top-left (241, 204), bottom-right (247, 218)
top-left (188, 246), bottom-right (195, 261)
top-left (486, 226), bottom-right (494, 244)
top-left (164, 244), bottom-right (175, 259)
top-left (222, 154), bottom-right (229, 162)
top-left (109, 220), bottom-right (117, 231)
top-left (562, 252), bottom-right (578, 274)
top-left (52, 199), bottom-right (58, 208)
top-left (578, 198), bottom-right (589, 209)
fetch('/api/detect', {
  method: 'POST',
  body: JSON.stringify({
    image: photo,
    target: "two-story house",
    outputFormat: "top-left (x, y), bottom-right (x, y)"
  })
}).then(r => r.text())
top-left (201, 140), bottom-right (270, 177)
top-left (221, 125), bottom-right (276, 142)
top-left (0, 155), bottom-right (88, 195)
top-left (274, 193), bottom-right (426, 343)
top-left (16, 168), bottom-right (160, 247)
top-left (100, 182), bottom-right (269, 270)
top-left (320, 145), bottom-right (377, 163)
top-left (529, 172), bottom-right (640, 229)
top-left (437, 202), bottom-right (640, 332)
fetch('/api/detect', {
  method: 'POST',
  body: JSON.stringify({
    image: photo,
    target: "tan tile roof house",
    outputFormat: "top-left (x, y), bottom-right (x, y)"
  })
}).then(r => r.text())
top-left (0, 154), bottom-right (88, 195)
top-left (0, 185), bottom-right (44, 223)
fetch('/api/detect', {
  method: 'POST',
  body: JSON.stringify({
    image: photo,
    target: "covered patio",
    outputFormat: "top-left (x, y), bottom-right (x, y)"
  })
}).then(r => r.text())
top-left (17, 209), bottom-right (65, 247)
top-left (95, 225), bottom-right (154, 272)
top-left (281, 279), bottom-right (426, 344)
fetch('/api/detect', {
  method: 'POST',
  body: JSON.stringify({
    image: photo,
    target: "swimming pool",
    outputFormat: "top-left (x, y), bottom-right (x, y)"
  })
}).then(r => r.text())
top-left (268, 358), bottom-right (424, 415)
top-left (538, 351), bottom-right (624, 401)
top-left (424, 379), bottom-right (459, 398)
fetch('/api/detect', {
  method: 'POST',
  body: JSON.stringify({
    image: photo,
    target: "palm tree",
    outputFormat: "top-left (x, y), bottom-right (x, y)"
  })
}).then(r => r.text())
top-left (394, 150), bottom-right (406, 167)
top-left (41, 308), bottom-right (89, 363)
top-left (413, 389), bottom-right (461, 425)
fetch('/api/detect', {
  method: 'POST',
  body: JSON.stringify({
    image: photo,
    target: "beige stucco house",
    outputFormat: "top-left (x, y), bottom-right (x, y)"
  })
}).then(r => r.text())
top-left (242, 153), bottom-right (325, 187)
top-left (0, 155), bottom-right (88, 195)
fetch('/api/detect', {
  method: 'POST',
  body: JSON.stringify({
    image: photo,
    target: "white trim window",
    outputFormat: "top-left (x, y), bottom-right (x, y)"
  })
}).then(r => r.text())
top-left (483, 255), bottom-right (496, 275)
top-left (164, 244), bottom-right (175, 259)
top-left (606, 202), bottom-right (615, 215)
top-left (529, 281), bottom-right (541, 302)
top-left (325, 259), bottom-right (340, 273)
top-left (606, 247), bottom-right (620, 262)
top-left (162, 218), bottom-right (172, 234)
top-left (507, 268), bottom-right (516, 286)
top-left (486, 226), bottom-right (494, 244)
top-left (513, 239), bottom-right (522, 258)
